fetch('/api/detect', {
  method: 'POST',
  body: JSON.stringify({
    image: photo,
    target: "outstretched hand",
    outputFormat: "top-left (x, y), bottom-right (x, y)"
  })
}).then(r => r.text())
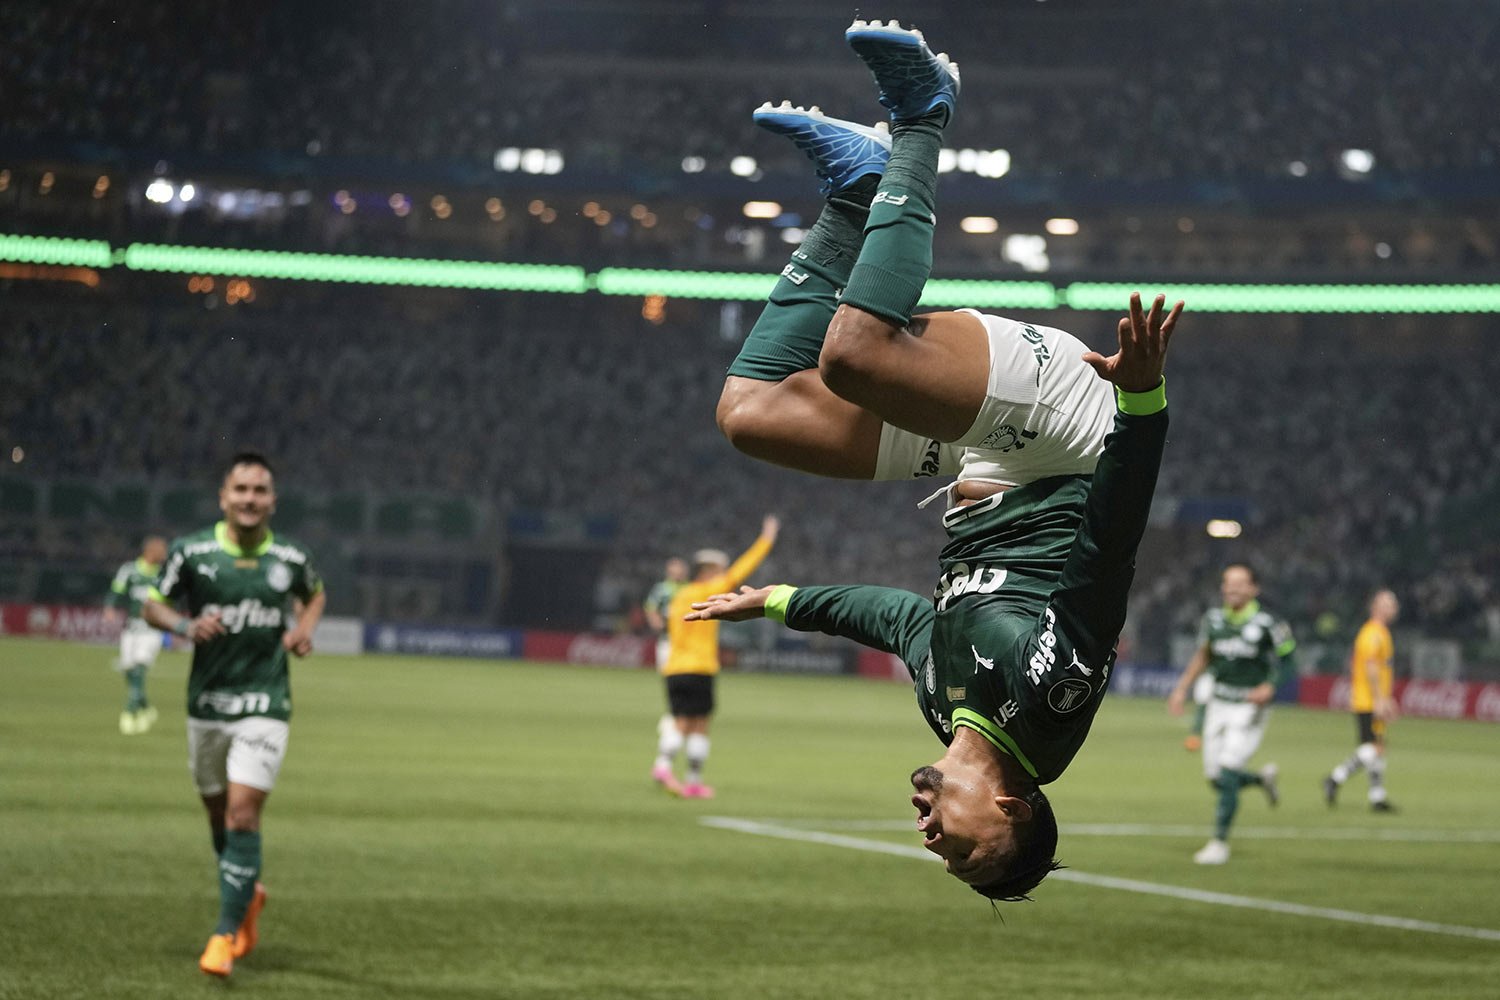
top-left (684, 585), bottom-right (776, 623)
top-left (1082, 292), bottom-right (1184, 393)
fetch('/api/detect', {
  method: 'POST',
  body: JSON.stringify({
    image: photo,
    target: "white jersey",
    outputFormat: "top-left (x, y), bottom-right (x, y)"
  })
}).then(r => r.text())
top-left (953, 310), bottom-right (1115, 488)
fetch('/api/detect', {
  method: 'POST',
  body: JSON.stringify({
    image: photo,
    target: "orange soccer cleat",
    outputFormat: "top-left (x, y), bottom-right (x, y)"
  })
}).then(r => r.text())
top-left (199, 933), bottom-right (235, 977)
top-left (232, 882), bottom-right (268, 959)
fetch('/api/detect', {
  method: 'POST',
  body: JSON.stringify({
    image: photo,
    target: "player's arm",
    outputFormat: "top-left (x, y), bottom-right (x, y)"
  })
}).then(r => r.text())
top-left (1248, 620), bottom-right (1297, 706)
top-left (1047, 294), bottom-right (1182, 664)
top-left (1168, 643), bottom-right (1210, 715)
top-left (714, 515), bottom-right (781, 591)
top-left (141, 544), bottom-right (225, 642)
top-left (644, 606), bottom-right (665, 633)
top-left (283, 585), bottom-right (326, 657)
top-left (687, 583), bottom-right (934, 672)
top-left (103, 564), bottom-right (128, 624)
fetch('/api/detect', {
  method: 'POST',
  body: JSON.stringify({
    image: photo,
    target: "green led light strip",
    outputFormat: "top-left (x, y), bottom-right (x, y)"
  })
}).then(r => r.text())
top-left (0, 234), bottom-right (113, 268)
top-left (123, 244), bottom-right (588, 293)
top-left (1062, 282), bottom-right (1500, 313)
top-left (1, 234), bottom-right (1496, 313)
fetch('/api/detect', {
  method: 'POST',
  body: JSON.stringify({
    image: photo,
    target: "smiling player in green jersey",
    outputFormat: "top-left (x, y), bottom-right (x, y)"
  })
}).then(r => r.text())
top-left (143, 451), bottom-right (325, 977)
top-left (1168, 563), bottom-right (1295, 865)
top-left (103, 534), bottom-right (168, 734)
top-left (694, 18), bottom-right (1183, 902)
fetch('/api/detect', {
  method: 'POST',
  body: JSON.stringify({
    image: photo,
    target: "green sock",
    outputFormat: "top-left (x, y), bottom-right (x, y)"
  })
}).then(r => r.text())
top-left (215, 829), bottom-right (261, 935)
top-left (1188, 702), bottom-right (1206, 738)
top-left (726, 175), bottom-right (879, 380)
top-left (212, 827), bottom-right (226, 858)
top-left (124, 666), bottom-right (147, 712)
top-left (1211, 775), bottom-right (1240, 840)
top-left (840, 110), bottom-right (944, 326)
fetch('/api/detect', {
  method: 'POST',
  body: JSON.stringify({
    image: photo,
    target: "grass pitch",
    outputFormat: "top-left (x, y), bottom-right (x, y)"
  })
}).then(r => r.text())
top-left (2, 636), bottom-right (1497, 999)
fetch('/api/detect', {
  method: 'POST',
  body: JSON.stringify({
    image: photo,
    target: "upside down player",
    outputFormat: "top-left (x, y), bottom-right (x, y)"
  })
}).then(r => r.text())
top-left (699, 19), bottom-right (1184, 900)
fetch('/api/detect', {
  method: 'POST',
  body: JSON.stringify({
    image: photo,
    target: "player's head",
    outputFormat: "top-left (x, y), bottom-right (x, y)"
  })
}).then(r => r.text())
top-left (910, 762), bottom-right (1061, 901)
top-left (1369, 588), bottom-right (1399, 625)
top-left (664, 557), bottom-right (689, 582)
top-left (691, 548), bottom-right (728, 579)
top-left (141, 535), bottom-right (168, 564)
top-left (219, 450), bottom-right (277, 531)
top-left (1220, 562), bottom-right (1259, 610)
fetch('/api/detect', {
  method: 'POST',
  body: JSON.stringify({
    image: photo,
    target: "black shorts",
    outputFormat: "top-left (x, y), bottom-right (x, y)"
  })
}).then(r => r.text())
top-left (666, 673), bottom-right (716, 718)
top-left (1355, 711), bottom-right (1384, 744)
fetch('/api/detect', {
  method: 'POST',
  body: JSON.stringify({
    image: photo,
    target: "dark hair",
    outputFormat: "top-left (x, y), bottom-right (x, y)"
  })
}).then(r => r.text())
top-left (970, 788), bottom-right (1063, 902)
top-left (1223, 561), bottom-right (1258, 584)
top-left (223, 450), bottom-right (275, 481)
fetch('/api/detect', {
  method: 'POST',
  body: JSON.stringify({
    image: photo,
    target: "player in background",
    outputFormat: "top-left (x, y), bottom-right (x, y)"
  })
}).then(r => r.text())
top-left (1323, 589), bottom-right (1400, 811)
top-left (653, 517), bottom-right (779, 798)
top-left (644, 557), bottom-right (690, 667)
top-left (697, 19), bottom-right (1182, 900)
top-left (143, 451), bottom-right (325, 978)
top-left (103, 534), bottom-right (168, 734)
top-left (1168, 563), bottom-right (1294, 865)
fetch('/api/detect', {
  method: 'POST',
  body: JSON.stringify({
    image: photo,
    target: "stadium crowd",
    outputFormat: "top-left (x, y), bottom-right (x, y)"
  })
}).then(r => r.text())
top-left (4, 292), bottom-right (1498, 661)
top-left (4, 0), bottom-right (1497, 186)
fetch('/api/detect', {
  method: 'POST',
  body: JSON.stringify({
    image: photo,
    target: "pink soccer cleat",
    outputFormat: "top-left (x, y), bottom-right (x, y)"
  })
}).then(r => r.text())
top-left (652, 764), bottom-right (684, 796)
top-left (681, 782), bottom-right (716, 799)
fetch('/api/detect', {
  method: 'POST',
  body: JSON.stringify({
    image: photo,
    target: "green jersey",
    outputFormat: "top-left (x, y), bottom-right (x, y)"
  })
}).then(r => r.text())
top-left (643, 579), bottom-right (682, 630)
top-left (777, 395), bottom-right (1169, 784)
top-left (106, 558), bottom-right (161, 622)
top-left (1196, 600), bottom-right (1296, 699)
top-left (152, 521), bottom-right (322, 722)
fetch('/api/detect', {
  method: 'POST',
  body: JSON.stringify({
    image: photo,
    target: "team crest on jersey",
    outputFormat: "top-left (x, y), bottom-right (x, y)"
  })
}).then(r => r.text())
top-left (923, 657), bottom-right (936, 695)
top-left (979, 424), bottom-right (1038, 453)
top-left (1243, 623), bottom-right (1264, 642)
top-left (1048, 677), bottom-right (1092, 713)
top-left (266, 562), bottom-right (292, 593)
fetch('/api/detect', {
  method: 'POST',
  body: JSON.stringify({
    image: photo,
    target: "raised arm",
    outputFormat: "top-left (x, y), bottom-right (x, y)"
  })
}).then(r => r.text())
top-left (714, 515), bottom-right (781, 591)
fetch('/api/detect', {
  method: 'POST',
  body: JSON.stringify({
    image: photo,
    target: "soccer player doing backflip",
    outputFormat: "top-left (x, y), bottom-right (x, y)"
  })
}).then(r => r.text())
top-left (698, 19), bottom-right (1184, 900)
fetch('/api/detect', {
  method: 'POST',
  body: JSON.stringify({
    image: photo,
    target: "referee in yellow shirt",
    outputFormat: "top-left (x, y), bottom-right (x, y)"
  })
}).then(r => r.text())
top-left (1324, 589), bottom-right (1400, 811)
top-left (650, 515), bottom-right (779, 798)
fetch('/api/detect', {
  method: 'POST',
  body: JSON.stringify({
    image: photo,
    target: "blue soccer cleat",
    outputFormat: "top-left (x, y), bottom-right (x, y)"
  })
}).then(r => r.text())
top-left (845, 19), bottom-right (960, 123)
top-left (753, 101), bottom-right (891, 196)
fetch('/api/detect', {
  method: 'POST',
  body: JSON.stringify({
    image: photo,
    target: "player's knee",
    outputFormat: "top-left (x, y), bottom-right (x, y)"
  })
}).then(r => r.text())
top-left (1356, 742), bottom-right (1381, 767)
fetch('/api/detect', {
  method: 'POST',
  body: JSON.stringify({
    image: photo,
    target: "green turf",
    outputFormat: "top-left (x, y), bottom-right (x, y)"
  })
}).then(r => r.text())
top-left (2, 636), bottom-right (1497, 999)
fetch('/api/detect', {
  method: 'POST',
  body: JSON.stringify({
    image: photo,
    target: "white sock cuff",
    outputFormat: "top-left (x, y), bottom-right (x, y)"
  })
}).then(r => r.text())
top-left (1356, 742), bottom-right (1381, 768)
top-left (658, 727), bottom-right (685, 756)
top-left (685, 733), bottom-right (710, 761)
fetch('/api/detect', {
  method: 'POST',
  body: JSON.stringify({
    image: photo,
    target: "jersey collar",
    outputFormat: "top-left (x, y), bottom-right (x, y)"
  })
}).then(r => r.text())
top-left (134, 558), bottom-right (159, 576)
top-left (1222, 599), bottom-right (1260, 626)
top-left (215, 521), bottom-right (275, 557)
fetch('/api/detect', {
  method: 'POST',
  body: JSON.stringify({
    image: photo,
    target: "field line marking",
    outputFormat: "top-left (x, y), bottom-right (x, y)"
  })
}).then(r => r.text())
top-left (701, 816), bottom-right (1500, 943)
top-left (723, 818), bottom-right (1500, 843)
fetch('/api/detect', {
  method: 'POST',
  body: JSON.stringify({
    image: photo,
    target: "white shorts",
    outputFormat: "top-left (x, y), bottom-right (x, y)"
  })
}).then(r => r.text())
top-left (953, 310), bottom-right (1115, 487)
top-left (117, 624), bottom-right (163, 671)
top-left (1192, 672), bottom-right (1215, 706)
top-left (187, 716), bottom-right (290, 795)
top-left (1201, 699), bottom-right (1268, 779)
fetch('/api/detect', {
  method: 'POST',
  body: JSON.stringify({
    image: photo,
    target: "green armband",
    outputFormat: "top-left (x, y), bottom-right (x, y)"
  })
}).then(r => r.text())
top-left (765, 585), bottom-right (798, 623)
top-left (1116, 378), bottom-right (1167, 416)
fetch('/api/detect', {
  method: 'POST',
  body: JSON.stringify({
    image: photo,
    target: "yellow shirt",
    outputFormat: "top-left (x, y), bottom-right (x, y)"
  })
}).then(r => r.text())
top-left (1348, 619), bottom-right (1393, 712)
top-left (663, 533), bottom-right (774, 677)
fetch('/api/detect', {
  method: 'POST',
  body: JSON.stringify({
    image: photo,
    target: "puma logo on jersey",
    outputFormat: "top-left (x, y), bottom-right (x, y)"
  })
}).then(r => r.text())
top-left (972, 645), bottom-right (995, 672)
top-left (197, 562), bottom-right (219, 580)
top-left (872, 191), bottom-right (909, 206)
top-left (1070, 650), bottom-right (1094, 677)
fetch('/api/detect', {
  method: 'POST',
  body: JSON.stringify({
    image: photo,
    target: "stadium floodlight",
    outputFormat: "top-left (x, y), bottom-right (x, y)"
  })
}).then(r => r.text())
top-left (729, 156), bottom-right (758, 177)
top-left (1340, 149), bottom-right (1375, 175)
top-left (780, 228), bottom-right (806, 244)
top-left (145, 179), bottom-right (175, 204)
top-left (741, 201), bottom-right (782, 219)
top-left (937, 149), bottom-right (958, 174)
top-left (1045, 218), bottom-right (1080, 236)
top-left (1206, 519), bottom-right (1243, 539)
top-left (956, 148), bottom-right (978, 173)
top-left (974, 149), bottom-right (1011, 179)
top-left (681, 156), bottom-right (707, 173)
top-left (520, 149), bottom-right (547, 175)
top-left (960, 216), bottom-right (999, 234)
top-left (542, 150), bottom-right (564, 175)
top-left (1003, 234), bottom-right (1050, 272)
top-left (493, 147), bottom-right (522, 172)
top-left (178, 183), bottom-right (197, 203)
top-left (1288, 160), bottom-right (1309, 177)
